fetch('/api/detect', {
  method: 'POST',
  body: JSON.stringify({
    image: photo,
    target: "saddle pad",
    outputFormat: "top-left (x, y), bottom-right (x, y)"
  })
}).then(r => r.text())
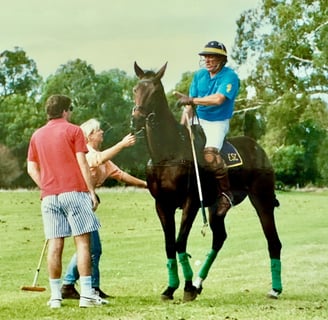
top-left (220, 140), bottom-right (243, 168)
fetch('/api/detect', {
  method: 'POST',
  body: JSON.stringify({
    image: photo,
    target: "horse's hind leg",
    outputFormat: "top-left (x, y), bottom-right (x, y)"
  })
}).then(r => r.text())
top-left (249, 193), bottom-right (282, 298)
top-left (193, 205), bottom-right (227, 294)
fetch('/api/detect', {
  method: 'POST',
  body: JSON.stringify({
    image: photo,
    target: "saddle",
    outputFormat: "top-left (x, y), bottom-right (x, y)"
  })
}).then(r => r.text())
top-left (191, 124), bottom-right (243, 168)
top-left (220, 140), bottom-right (243, 168)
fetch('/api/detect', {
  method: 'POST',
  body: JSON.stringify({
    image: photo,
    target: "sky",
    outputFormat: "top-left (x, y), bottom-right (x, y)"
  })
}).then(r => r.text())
top-left (1, 0), bottom-right (260, 91)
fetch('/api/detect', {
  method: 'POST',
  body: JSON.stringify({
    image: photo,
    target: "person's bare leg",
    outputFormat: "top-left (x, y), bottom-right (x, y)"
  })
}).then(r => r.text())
top-left (74, 233), bottom-right (91, 276)
top-left (75, 232), bottom-right (106, 306)
top-left (47, 237), bottom-right (64, 278)
top-left (47, 238), bottom-right (64, 303)
top-left (74, 233), bottom-right (92, 298)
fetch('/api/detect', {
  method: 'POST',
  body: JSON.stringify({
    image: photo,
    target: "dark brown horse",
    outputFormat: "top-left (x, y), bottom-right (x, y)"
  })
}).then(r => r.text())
top-left (131, 62), bottom-right (282, 302)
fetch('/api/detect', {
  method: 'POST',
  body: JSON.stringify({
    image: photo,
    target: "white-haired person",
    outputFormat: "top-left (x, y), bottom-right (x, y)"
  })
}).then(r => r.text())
top-left (61, 118), bottom-right (147, 300)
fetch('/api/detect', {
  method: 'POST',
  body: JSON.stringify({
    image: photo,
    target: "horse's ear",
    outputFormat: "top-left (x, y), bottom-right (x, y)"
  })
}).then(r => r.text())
top-left (155, 62), bottom-right (168, 81)
top-left (134, 62), bottom-right (145, 79)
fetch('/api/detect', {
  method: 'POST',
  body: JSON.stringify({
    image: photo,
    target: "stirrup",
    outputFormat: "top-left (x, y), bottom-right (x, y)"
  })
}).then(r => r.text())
top-left (216, 192), bottom-right (233, 216)
top-left (221, 192), bottom-right (233, 207)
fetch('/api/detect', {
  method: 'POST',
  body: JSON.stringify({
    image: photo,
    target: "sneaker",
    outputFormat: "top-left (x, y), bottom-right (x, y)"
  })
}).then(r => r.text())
top-left (47, 299), bottom-right (62, 308)
top-left (79, 290), bottom-right (108, 308)
top-left (93, 287), bottom-right (110, 299)
top-left (61, 284), bottom-right (80, 299)
top-left (92, 288), bottom-right (109, 305)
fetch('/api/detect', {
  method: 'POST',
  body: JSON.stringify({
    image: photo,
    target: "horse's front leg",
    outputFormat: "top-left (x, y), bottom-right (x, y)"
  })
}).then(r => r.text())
top-left (193, 204), bottom-right (227, 294)
top-left (176, 201), bottom-right (200, 302)
top-left (156, 202), bottom-right (180, 301)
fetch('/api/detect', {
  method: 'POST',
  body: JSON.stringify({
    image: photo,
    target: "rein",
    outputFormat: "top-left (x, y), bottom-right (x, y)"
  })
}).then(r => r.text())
top-left (130, 106), bottom-right (153, 136)
top-left (133, 105), bottom-right (148, 117)
top-left (149, 159), bottom-right (193, 167)
top-left (132, 127), bottom-right (145, 137)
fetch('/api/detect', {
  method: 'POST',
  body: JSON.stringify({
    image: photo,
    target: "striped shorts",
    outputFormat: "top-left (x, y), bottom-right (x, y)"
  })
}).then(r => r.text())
top-left (41, 191), bottom-right (101, 239)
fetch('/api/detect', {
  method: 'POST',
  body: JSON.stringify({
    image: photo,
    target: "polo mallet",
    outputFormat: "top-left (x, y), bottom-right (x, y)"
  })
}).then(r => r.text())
top-left (21, 239), bottom-right (48, 292)
top-left (182, 106), bottom-right (208, 237)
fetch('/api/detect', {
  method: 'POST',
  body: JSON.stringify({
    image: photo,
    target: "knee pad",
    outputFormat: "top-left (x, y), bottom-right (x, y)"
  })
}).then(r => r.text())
top-left (203, 147), bottom-right (227, 175)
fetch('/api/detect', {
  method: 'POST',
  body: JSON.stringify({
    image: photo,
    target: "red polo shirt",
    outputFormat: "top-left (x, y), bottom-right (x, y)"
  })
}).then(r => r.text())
top-left (28, 118), bottom-right (89, 198)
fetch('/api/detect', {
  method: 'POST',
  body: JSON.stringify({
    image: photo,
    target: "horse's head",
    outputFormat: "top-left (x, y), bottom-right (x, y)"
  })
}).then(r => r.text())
top-left (131, 62), bottom-right (167, 132)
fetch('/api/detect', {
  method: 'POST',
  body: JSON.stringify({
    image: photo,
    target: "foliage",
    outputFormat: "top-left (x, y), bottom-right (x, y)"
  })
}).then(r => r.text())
top-left (0, 94), bottom-right (45, 187)
top-left (166, 71), bottom-right (195, 120)
top-left (0, 144), bottom-right (22, 187)
top-left (232, 0), bottom-right (328, 186)
top-left (41, 58), bottom-right (100, 122)
top-left (272, 144), bottom-right (305, 187)
top-left (0, 48), bottom-right (44, 186)
top-left (0, 47), bottom-right (42, 99)
top-left (316, 135), bottom-right (328, 186)
top-left (233, 0), bottom-right (328, 95)
top-left (0, 190), bottom-right (327, 319)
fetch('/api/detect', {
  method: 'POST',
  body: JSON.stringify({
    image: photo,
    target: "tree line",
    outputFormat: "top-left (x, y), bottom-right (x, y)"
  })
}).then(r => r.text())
top-left (0, 0), bottom-right (327, 189)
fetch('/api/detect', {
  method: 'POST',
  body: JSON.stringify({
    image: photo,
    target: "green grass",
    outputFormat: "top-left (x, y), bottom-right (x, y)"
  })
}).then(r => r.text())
top-left (0, 188), bottom-right (327, 319)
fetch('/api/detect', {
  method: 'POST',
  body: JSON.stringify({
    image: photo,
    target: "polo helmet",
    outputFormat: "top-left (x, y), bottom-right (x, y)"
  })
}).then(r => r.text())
top-left (199, 41), bottom-right (227, 56)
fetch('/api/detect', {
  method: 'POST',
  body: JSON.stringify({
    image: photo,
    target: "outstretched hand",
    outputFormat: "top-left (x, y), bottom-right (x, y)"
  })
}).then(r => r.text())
top-left (121, 133), bottom-right (137, 148)
top-left (173, 91), bottom-right (194, 108)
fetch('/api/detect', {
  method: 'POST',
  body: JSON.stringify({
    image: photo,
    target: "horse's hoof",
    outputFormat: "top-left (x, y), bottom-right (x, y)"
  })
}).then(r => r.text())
top-left (161, 287), bottom-right (175, 301)
top-left (196, 285), bottom-right (203, 295)
top-left (183, 286), bottom-right (198, 302)
top-left (161, 294), bottom-right (173, 301)
top-left (267, 289), bottom-right (281, 299)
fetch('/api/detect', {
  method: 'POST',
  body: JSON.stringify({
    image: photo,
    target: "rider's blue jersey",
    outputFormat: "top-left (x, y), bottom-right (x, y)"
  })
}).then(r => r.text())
top-left (189, 66), bottom-right (240, 121)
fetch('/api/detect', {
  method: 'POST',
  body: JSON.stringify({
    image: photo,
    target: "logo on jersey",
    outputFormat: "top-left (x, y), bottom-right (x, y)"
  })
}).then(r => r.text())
top-left (226, 84), bottom-right (232, 93)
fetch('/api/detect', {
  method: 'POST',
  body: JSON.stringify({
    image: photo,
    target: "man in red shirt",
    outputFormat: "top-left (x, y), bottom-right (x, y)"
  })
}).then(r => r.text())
top-left (27, 95), bottom-right (105, 308)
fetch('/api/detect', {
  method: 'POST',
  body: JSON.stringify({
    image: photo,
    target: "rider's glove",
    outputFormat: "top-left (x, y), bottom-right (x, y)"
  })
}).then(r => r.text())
top-left (174, 91), bottom-right (194, 107)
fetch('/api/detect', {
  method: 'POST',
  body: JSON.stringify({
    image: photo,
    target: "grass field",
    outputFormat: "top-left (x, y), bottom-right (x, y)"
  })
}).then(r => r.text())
top-left (0, 188), bottom-right (327, 319)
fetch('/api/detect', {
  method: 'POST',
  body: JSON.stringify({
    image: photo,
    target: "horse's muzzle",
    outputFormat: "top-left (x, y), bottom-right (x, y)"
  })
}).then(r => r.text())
top-left (130, 114), bottom-right (145, 135)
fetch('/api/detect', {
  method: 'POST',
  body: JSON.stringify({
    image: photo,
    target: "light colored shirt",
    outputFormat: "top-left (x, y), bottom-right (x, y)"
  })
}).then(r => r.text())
top-left (86, 145), bottom-right (124, 187)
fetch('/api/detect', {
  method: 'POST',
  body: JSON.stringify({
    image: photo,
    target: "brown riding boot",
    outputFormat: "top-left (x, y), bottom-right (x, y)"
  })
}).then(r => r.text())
top-left (216, 172), bottom-right (233, 215)
top-left (204, 147), bottom-right (233, 216)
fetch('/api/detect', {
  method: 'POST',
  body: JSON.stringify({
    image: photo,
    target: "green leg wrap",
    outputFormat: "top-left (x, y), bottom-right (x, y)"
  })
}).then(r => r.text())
top-left (198, 249), bottom-right (218, 280)
top-left (178, 252), bottom-right (193, 281)
top-left (271, 258), bottom-right (282, 293)
top-left (167, 258), bottom-right (180, 288)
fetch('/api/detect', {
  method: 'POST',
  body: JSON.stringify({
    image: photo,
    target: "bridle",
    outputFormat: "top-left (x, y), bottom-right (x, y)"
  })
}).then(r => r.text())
top-left (132, 105), bottom-right (148, 117)
top-left (131, 78), bottom-right (158, 135)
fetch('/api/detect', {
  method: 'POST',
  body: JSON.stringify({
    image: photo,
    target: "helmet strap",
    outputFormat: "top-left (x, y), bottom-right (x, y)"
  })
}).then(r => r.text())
top-left (212, 60), bottom-right (226, 74)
